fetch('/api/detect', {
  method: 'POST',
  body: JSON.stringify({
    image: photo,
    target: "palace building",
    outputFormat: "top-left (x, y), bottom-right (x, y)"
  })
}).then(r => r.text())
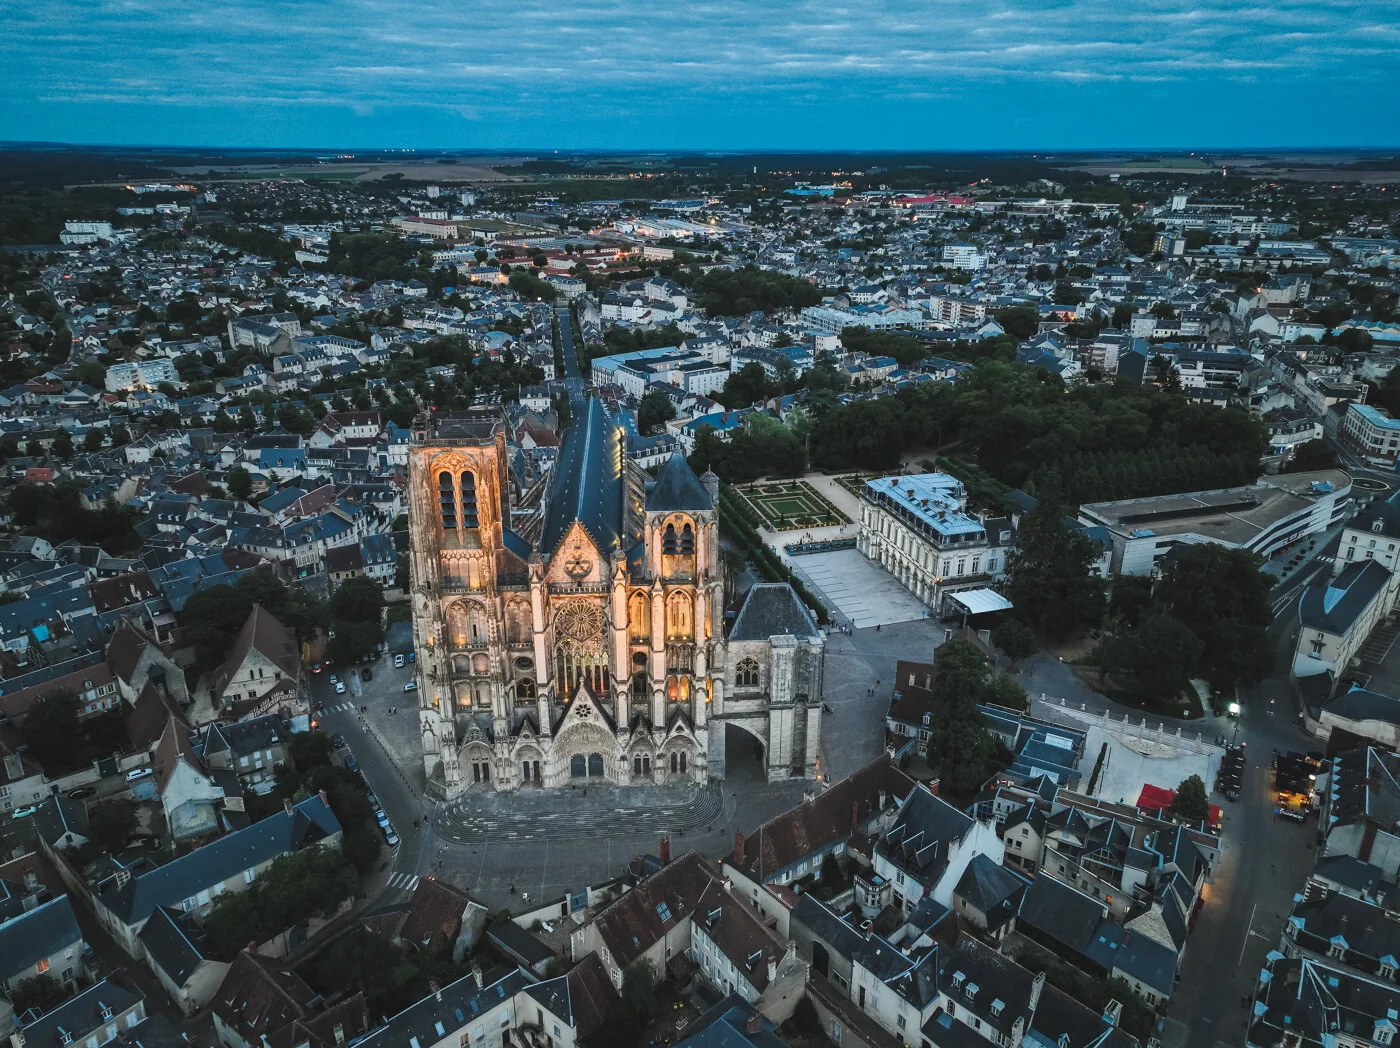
top-left (407, 403), bottom-right (822, 797)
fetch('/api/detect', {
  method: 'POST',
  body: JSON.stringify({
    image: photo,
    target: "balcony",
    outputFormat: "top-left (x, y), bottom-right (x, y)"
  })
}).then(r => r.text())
top-left (438, 578), bottom-right (487, 595)
top-left (547, 580), bottom-right (610, 595)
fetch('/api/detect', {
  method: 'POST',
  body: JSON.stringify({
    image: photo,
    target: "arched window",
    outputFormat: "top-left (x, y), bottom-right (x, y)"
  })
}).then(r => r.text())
top-left (662, 523), bottom-right (678, 555)
top-left (628, 592), bottom-right (650, 642)
top-left (631, 672), bottom-right (648, 701)
top-left (460, 471), bottom-right (478, 528)
top-left (438, 472), bottom-right (456, 529)
top-left (680, 523), bottom-right (695, 555)
top-left (736, 658), bottom-right (760, 688)
top-left (505, 601), bottom-right (531, 647)
top-left (667, 592), bottom-right (692, 641)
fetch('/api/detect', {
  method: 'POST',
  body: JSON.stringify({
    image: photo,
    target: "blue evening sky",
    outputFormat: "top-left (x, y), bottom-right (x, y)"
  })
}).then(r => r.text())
top-left (2, 0), bottom-right (1397, 150)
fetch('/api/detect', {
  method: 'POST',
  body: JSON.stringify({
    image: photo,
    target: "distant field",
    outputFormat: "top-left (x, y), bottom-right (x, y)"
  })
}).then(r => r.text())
top-left (170, 161), bottom-right (526, 182)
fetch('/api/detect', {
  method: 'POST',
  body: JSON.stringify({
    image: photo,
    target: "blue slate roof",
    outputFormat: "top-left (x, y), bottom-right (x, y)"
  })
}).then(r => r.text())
top-left (95, 795), bottom-right (341, 926)
top-left (0, 895), bottom-right (82, 983)
top-left (540, 398), bottom-right (625, 556)
top-left (645, 452), bottom-right (712, 513)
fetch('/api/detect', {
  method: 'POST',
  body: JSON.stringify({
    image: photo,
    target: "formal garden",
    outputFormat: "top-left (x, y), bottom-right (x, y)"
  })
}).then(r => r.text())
top-left (730, 480), bottom-right (849, 531)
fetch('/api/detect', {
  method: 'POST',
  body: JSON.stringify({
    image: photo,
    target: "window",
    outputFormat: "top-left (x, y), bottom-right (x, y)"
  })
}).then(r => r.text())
top-left (460, 472), bottom-right (478, 528)
top-left (439, 472), bottom-right (456, 529)
top-left (35, 957), bottom-right (49, 974)
top-left (735, 658), bottom-right (760, 688)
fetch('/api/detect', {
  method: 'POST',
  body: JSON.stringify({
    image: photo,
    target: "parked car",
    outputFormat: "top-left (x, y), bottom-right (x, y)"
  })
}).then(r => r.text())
top-left (345, 753), bottom-right (359, 772)
top-left (362, 668), bottom-right (373, 682)
top-left (408, 651), bottom-right (416, 663)
top-left (394, 654), bottom-right (405, 669)
top-left (10, 806), bottom-right (37, 819)
top-left (335, 681), bottom-right (346, 695)
top-left (68, 786), bottom-right (97, 800)
top-left (126, 767), bottom-right (153, 782)
top-left (331, 733), bottom-right (346, 749)
top-left (403, 680), bottom-right (417, 692)
top-left (384, 825), bottom-right (400, 847)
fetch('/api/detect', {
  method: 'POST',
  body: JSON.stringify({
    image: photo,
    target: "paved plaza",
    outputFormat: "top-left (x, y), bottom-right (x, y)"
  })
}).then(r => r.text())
top-left (340, 609), bottom-right (945, 910)
top-left (786, 548), bottom-right (932, 628)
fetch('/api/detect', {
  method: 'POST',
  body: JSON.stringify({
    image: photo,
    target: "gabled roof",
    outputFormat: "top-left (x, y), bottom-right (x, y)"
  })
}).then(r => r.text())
top-left (589, 852), bottom-right (722, 971)
top-left (729, 583), bottom-right (819, 642)
top-left (0, 894), bottom-right (82, 983)
top-left (725, 753), bottom-right (915, 882)
top-left (139, 904), bottom-right (216, 986)
top-left (1017, 874), bottom-right (1106, 955)
top-left (399, 876), bottom-right (474, 949)
top-left (521, 954), bottom-right (616, 1039)
top-left (540, 398), bottom-right (625, 556)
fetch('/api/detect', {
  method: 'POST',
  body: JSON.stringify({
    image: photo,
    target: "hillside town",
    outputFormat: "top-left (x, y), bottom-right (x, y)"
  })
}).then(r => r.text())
top-left (0, 153), bottom-right (1398, 1048)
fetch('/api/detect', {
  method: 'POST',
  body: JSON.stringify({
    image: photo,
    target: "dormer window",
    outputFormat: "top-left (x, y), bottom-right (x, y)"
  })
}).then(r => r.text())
top-left (1329, 938), bottom-right (1347, 960)
top-left (952, 970), bottom-right (965, 989)
top-left (1376, 1019), bottom-right (1395, 1046)
top-left (991, 999), bottom-right (1005, 1018)
top-left (1375, 521), bottom-right (1385, 534)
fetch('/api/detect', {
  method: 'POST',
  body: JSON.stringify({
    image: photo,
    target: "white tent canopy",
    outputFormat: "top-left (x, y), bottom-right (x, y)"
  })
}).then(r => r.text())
top-left (947, 589), bottom-right (1013, 616)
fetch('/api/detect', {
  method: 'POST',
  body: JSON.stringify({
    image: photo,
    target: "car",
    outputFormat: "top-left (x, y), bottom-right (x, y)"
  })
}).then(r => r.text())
top-left (331, 733), bottom-right (346, 749)
top-left (10, 806), bottom-right (37, 819)
top-left (384, 825), bottom-right (400, 847)
top-left (408, 651), bottom-right (415, 663)
top-left (68, 786), bottom-right (97, 800)
top-left (366, 791), bottom-right (378, 808)
top-left (375, 809), bottom-right (389, 826)
top-left (313, 663), bottom-right (323, 673)
top-left (394, 654), bottom-right (405, 669)
top-left (335, 681), bottom-right (346, 695)
top-left (403, 680), bottom-right (417, 692)
top-left (126, 767), bottom-right (153, 782)
top-left (362, 668), bottom-right (372, 682)
top-left (345, 753), bottom-right (359, 772)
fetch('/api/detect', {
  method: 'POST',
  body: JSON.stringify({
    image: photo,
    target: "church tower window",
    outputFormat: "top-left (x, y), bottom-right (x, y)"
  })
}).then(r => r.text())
top-left (460, 471), bottom-right (478, 528)
top-left (438, 472), bottom-right (456, 530)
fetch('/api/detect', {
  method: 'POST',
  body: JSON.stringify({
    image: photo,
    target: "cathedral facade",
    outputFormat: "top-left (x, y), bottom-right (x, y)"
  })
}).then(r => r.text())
top-left (406, 403), bottom-right (823, 798)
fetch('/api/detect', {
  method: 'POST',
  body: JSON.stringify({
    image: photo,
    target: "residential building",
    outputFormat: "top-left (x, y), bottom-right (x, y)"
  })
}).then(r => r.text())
top-left (8, 978), bottom-right (146, 1048)
top-left (1340, 402), bottom-right (1400, 468)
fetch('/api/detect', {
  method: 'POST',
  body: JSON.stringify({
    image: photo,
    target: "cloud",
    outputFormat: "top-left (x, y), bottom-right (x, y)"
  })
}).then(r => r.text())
top-left (1, 0), bottom-right (1398, 146)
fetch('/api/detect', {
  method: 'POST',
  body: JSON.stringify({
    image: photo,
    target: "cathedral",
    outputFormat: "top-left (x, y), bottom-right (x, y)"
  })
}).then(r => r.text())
top-left (406, 402), bottom-right (824, 798)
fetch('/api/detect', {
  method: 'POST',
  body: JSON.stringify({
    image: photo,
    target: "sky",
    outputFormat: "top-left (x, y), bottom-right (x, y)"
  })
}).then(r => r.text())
top-left (2, 0), bottom-right (1399, 150)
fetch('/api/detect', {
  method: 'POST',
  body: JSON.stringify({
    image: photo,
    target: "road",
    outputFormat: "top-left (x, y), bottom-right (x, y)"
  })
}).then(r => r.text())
top-left (554, 304), bottom-right (587, 418)
top-left (309, 663), bottom-right (430, 900)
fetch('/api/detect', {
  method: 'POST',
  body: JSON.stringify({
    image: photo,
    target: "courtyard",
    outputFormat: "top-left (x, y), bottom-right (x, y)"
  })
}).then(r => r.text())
top-left (731, 479), bottom-right (850, 531)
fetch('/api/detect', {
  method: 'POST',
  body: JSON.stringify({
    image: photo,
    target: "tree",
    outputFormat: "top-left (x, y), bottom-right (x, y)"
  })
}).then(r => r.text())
top-left (51, 431), bottom-right (73, 460)
top-left (995, 306), bottom-right (1040, 340)
top-left (10, 974), bottom-right (67, 1015)
top-left (328, 620), bottom-right (382, 667)
top-left (227, 465), bottom-right (253, 501)
top-left (1156, 544), bottom-right (1272, 690)
top-left (994, 619), bottom-right (1037, 664)
top-left (1283, 439), bottom-right (1337, 473)
top-left (203, 846), bottom-right (361, 957)
top-left (1107, 614), bottom-right (1203, 704)
top-left (331, 576), bottom-right (385, 626)
top-left (636, 388), bottom-right (677, 435)
top-left (1004, 492), bottom-right (1105, 638)
top-left (718, 362), bottom-right (775, 408)
top-left (927, 641), bottom-right (998, 795)
top-left (1169, 774), bottom-right (1211, 824)
top-left (83, 429), bottom-right (105, 452)
top-left (110, 424), bottom-right (131, 446)
top-left (87, 799), bottom-right (138, 855)
top-left (20, 690), bottom-right (82, 773)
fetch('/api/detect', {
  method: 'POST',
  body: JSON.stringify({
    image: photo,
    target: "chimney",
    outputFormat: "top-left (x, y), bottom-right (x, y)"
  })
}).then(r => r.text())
top-left (879, 790), bottom-right (888, 811)
top-left (1030, 970), bottom-right (1046, 1012)
top-left (430, 980), bottom-right (441, 1003)
top-left (745, 1013), bottom-right (763, 1036)
top-left (471, 966), bottom-right (483, 990)
top-left (766, 950), bottom-right (777, 985)
top-left (1103, 1000), bottom-right (1123, 1028)
top-left (318, 789), bottom-right (328, 807)
top-left (734, 831), bottom-right (746, 865)
top-left (851, 800), bottom-right (860, 832)
top-left (114, 868), bottom-right (131, 891)
top-left (283, 798), bottom-right (293, 814)
top-left (660, 835), bottom-right (671, 865)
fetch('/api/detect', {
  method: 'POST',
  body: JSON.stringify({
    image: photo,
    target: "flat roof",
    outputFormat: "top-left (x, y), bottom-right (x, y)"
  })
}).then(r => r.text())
top-left (1078, 469), bottom-right (1351, 547)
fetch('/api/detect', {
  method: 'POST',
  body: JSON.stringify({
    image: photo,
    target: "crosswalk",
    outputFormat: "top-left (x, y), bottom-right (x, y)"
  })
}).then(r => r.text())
top-left (324, 702), bottom-right (355, 713)
top-left (387, 872), bottom-right (419, 892)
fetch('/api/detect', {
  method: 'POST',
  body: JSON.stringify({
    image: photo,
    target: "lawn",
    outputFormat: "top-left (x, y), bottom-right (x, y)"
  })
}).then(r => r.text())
top-left (731, 480), bottom-right (850, 531)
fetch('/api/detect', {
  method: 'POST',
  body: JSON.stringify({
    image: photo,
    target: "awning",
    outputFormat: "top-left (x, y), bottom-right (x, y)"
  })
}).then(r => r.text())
top-left (947, 589), bottom-right (1013, 615)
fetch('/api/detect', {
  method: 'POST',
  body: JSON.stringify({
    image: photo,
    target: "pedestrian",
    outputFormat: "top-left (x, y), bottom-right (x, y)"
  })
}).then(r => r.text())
top-left (522, 891), bottom-right (530, 904)
top-left (510, 882), bottom-right (516, 894)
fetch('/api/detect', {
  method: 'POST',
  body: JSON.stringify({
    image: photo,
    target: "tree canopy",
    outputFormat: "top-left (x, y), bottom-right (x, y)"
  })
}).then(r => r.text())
top-left (1169, 774), bottom-right (1211, 824)
top-left (691, 266), bottom-right (823, 315)
top-left (1155, 544), bottom-right (1273, 690)
top-left (1004, 491), bottom-right (1105, 638)
top-left (204, 845), bottom-right (360, 957)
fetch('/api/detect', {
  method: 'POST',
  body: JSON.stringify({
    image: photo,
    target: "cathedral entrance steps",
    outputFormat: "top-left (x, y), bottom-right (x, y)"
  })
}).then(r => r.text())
top-left (430, 781), bottom-right (724, 843)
